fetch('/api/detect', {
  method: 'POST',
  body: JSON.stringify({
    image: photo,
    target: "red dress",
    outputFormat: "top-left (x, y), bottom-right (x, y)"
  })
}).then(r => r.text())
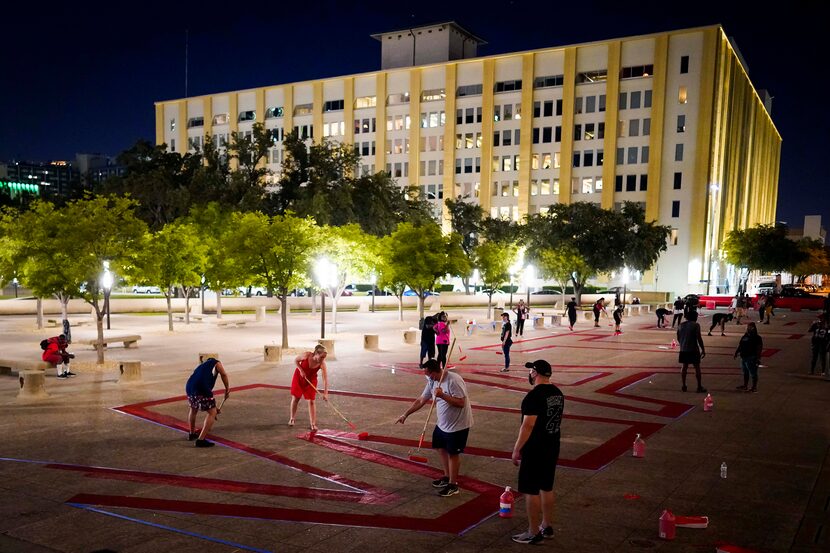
top-left (290, 356), bottom-right (321, 400)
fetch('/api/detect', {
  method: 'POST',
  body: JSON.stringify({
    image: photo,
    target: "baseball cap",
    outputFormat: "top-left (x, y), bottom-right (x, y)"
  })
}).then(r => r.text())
top-left (524, 359), bottom-right (552, 376)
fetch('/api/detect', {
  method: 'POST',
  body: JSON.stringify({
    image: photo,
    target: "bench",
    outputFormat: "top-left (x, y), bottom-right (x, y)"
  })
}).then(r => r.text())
top-left (76, 335), bottom-right (141, 349)
top-left (0, 358), bottom-right (51, 377)
top-left (216, 320), bottom-right (247, 327)
top-left (174, 315), bottom-right (204, 321)
top-left (46, 318), bottom-right (92, 328)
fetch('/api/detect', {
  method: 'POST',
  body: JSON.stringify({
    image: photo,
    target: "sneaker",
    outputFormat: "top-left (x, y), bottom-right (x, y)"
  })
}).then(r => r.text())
top-left (65, 371), bottom-right (76, 377)
top-left (431, 476), bottom-right (450, 488)
top-left (511, 531), bottom-right (543, 544)
top-left (539, 525), bottom-right (554, 539)
top-left (56, 373), bottom-right (68, 379)
top-left (500, 367), bottom-right (510, 373)
top-left (735, 385), bottom-right (747, 390)
top-left (696, 387), bottom-right (707, 394)
top-left (195, 439), bottom-right (215, 448)
top-left (187, 432), bottom-right (199, 441)
top-left (438, 483), bottom-right (459, 497)
top-left (681, 385), bottom-right (687, 392)
top-left (750, 388), bottom-right (758, 393)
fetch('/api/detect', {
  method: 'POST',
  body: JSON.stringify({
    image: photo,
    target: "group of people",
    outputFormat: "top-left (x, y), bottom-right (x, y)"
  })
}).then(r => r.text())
top-left (419, 311), bottom-right (454, 369)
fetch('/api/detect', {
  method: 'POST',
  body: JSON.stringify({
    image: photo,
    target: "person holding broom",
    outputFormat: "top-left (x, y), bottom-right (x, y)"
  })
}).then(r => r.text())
top-left (289, 344), bottom-right (329, 431)
top-left (396, 359), bottom-right (473, 497)
top-left (185, 357), bottom-right (230, 448)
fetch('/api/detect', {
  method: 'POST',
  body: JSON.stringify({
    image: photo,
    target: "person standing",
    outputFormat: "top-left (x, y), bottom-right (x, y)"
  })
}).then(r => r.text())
top-left (289, 345), bottom-right (329, 431)
top-left (764, 294), bottom-right (775, 324)
top-left (185, 357), bottom-right (230, 448)
top-left (592, 298), bottom-right (606, 328)
top-left (510, 359), bottom-right (564, 544)
top-left (500, 312), bottom-right (513, 372)
top-left (756, 293), bottom-right (767, 322)
top-left (564, 297), bottom-right (578, 331)
top-left (612, 303), bottom-right (624, 335)
top-left (434, 312), bottom-right (451, 369)
top-left (396, 359), bottom-right (473, 497)
top-left (655, 307), bottom-right (670, 328)
top-left (808, 315), bottom-right (830, 376)
top-left (671, 296), bottom-right (685, 329)
top-left (677, 311), bottom-right (707, 393)
top-left (734, 322), bottom-right (763, 392)
top-left (419, 315), bottom-right (436, 366)
top-left (41, 334), bottom-right (75, 378)
top-left (513, 299), bottom-right (529, 337)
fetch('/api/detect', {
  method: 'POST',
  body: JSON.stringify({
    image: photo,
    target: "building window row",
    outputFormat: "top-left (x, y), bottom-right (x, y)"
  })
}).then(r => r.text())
top-left (614, 174), bottom-right (648, 192)
top-left (322, 121), bottom-right (345, 137)
top-left (265, 107), bottom-right (284, 119)
top-left (530, 178), bottom-right (559, 196)
top-left (355, 96), bottom-right (376, 109)
top-left (573, 175), bottom-right (604, 194)
top-left (294, 124), bottom-right (313, 140)
top-left (385, 162), bottom-right (409, 178)
top-left (454, 181), bottom-right (480, 198)
top-left (421, 135), bottom-right (445, 152)
top-left (493, 155), bottom-right (521, 172)
top-left (455, 157), bottom-right (481, 174)
top-left (619, 118), bottom-right (650, 137)
top-left (572, 149), bottom-right (604, 168)
top-left (323, 100), bottom-right (344, 112)
top-left (534, 74), bottom-right (564, 89)
top-left (616, 146), bottom-right (649, 165)
top-left (456, 84), bottom-right (483, 97)
top-left (574, 122), bottom-right (606, 141)
top-left (495, 79), bottom-right (522, 93)
top-left (575, 94), bottom-right (606, 114)
top-left (386, 114), bottom-right (411, 131)
top-left (421, 88), bottom-right (446, 102)
top-left (419, 160), bottom-right (444, 177)
top-left (531, 152), bottom-right (560, 170)
top-left (493, 129), bottom-right (521, 147)
top-left (354, 117), bottom-right (377, 134)
top-left (294, 104), bottom-right (313, 116)
top-left (420, 111), bottom-right (446, 128)
top-left (387, 93), bottom-right (410, 105)
top-left (420, 183), bottom-right (444, 200)
top-left (619, 90), bottom-right (653, 110)
top-left (455, 133), bottom-right (482, 149)
top-left (385, 138), bottom-right (409, 154)
top-left (355, 141), bottom-right (376, 157)
top-left (456, 107), bottom-right (483, 125)
top-left (576, 69), bottom-right (608, 84)
top-left (532, 126), bottom-right (562, 144)
top-left (620, 64), bottom-right (654, 79)
top-left (494, 103), bottom-right (521, 122)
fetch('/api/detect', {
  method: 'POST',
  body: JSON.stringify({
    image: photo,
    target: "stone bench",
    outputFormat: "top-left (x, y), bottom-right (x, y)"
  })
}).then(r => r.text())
top-left (0, 358), bottom-right (52, 377)
top-left (18, 370), bottom-right (49, 400)
top-left (364, 334), bottom-right (379, 350)
top-left (318, 339), bottom-right (335, 360)
top-left (76, 335), bottom-right (142, 349)
top-left (402, 330), bottom-right (418, 345)
top-left (174, 315), bottom-right (204, 322)
top-left (46, 318), bottom-right (92, 328)
top-left (118, 360), bottom-right (142, 383)
top-left (264, 345), bottom-right (281, 362)
top-left (216, 320), bottom-right (247, 328)
top-left (533, 316), bottom-right (546, 329)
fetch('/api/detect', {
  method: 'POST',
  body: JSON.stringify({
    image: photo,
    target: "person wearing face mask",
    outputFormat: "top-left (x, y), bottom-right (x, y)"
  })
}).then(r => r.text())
top-left (396, 359), bottom-right (473, 497)
top-left (734, 322), bottom-right (763, 392)
top-left (510, 359), bottom-right (564, 544)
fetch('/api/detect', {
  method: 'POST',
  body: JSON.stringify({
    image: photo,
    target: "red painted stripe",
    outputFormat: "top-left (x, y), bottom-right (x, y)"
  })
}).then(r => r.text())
top-left (46, 463), bottom-right (394, 504)
top-left (66, 493), bottom-right (500, 534)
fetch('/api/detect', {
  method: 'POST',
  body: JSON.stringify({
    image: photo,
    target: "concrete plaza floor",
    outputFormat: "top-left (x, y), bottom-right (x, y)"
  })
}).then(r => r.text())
top-left (0, 304), bottom-right (828, 552)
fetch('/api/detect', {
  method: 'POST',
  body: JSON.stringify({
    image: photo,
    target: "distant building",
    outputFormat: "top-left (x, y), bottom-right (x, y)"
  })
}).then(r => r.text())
top-left (787, 215), bottom-right (826, 244)
top-left (75, 153), bottom-right (127, 186)
top-left (1, 160), bottom-right (78, 198)
top-left (153, 22), bottom-right (780, 295)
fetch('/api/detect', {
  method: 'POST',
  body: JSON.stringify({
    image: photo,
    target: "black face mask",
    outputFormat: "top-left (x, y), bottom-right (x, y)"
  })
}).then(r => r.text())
top-left (528, 372), bottom-right (535, 386)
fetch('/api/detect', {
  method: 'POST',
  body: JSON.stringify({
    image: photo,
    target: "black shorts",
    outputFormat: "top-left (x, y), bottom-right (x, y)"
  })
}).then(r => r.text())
top-left (678, 351), bottom-right (701, 365)
top-left (432, 426), bottom-right (469, 455)
top-left (518, 444), bottom-right (560, 495)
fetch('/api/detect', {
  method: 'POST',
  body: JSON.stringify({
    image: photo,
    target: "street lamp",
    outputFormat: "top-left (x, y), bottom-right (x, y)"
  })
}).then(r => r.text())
top-left (509, 259), bottom-right (524, 310)
top-left (200, 274), bottom-right (206, 315)
top-left (472, 269), bottom-right (480, 294)
top-left (102, 262), bottom-right (113, 330)
top-left (315, 258), bottom-right (337, 339)
top-left (11, 277), bottom-right (19, 298)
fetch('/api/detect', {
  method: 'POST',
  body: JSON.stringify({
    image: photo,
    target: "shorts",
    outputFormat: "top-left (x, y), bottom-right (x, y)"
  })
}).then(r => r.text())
top-left (43, 352), bottom-right (69, 366)
top-left (188, 395), bottom-right (216, 412)
top-left (432, 426), bottom-right (469, 455)
top-left (518, 444), bottom-right (560, 495)
top-left (290, 369), bottom-right (317, 400)
top-left (678, 351), bottom-right (701, 365)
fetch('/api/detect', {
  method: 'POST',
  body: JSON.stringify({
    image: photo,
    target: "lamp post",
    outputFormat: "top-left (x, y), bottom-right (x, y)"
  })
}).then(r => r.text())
top-left (706, 184), bottom-right (720, 295)
top-left (525, 265), bottom-right (535, 307)
top-left (200, 275), bottom-right (206, 315)
top-left (11, 278), bottom-right (18, 298)
top-left (102, 262), bottom-right (113, 330)
top-left (472, 269), bottom-right (480, 295)
top-left (315, 258), bottom-right (336, 339)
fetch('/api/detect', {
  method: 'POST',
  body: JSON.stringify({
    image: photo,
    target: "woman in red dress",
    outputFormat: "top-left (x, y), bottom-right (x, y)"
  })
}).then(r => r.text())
top-left (289, 344), bottom-right (329, 431)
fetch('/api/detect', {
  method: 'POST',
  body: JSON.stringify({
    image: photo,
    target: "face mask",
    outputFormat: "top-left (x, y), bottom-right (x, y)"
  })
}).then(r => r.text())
top-left (528, 372), bottom-right (535, 386)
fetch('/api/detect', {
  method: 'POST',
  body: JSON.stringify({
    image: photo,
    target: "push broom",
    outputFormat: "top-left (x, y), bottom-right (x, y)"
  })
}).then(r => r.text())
top-left (409, 336), bottom-right (456, 463)
top-left (299, 372), bottom-right (359, 432)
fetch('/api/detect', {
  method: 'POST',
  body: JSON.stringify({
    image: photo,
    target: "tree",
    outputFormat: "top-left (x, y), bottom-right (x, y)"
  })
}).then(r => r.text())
top-left (376, 235), bottom-right (410, 321)
top-left (316, 224), bottom-right (380, 331)
top-left (133, 222), bottom-right (207, 331)
top-left (618, 202), bottom-right (671, 274)
top-left (385, 222), bottom-right (471, 320)
top-left (445, 198), bottom-right (484, 294)
top-left (791, 239), bottom-right (830, 283)
top-left (723, 224), bottom-right (808, 291)
top-left (474, 240), bottom-right (518, 318)
top-left (536, 245), bottom-right (592, 308)
top-left (226, 211), bottom-right (320, 348)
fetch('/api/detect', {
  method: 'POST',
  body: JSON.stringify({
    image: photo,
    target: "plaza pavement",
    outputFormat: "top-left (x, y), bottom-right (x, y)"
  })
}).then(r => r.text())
top-left (0, 303), bottom-right (828, 553)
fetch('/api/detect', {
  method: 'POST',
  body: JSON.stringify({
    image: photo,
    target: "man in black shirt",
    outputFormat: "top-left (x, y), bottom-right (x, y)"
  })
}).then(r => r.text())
top-left (671, 297), bottom-right (685, 329)
top-left (500, 313), bottom-right (513, 372)
top-left (419, 316), bottom-right (436, 367)
top-left (564, 297), bottom-right (578, 331)
top-left (511, 359), bottom-right (564, 544)
top-left (808, 315), bottom-right (829, 376)
top-left (677, 311), bottom-right (707, 393)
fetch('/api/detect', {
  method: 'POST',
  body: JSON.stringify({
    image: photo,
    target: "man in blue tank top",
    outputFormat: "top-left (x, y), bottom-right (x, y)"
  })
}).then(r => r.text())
top-left (185, 357), bottom-right (230, 448)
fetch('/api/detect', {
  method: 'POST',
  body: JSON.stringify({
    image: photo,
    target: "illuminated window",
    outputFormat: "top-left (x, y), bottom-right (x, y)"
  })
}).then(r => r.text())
top-left (169, 119), bottom-right (176, 131)
top-left (531, 179), bottom-right (538, 196)
top-left (542, 154), bottom-right (551, 169)
top-left (678, 86), bottom-right (688, 104)
top-left (552, 178), bottom-right (560, 195)
top-left (576, 70), bottom-right (608, 84)
top-left (540, 179), bottom-right (551, 195)
top-left (670, 228), bottom-right (679, 245)
top-left (238, 110), bottom-right (256, 122)
top-left (294, 104), bottom-right (313, 116)
top-left (595, 176), bottom-right (603, 190)
top-left (354, 96), bottom-right (377, 109)
top-left (387, 93), bottom-right (410, 105)
top-left (582, 177), bottom-right (594, 194)
top-left (421, 88), bottom-right (446, 102)
top-left (213, 113), bottom-right (230, 125)
top-left (554, 152), bottom-right (561, 168)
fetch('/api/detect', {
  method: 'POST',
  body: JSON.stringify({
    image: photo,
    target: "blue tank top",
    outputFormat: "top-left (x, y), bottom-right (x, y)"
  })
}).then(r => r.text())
top-left (185, 358), bottom-right (219, 397)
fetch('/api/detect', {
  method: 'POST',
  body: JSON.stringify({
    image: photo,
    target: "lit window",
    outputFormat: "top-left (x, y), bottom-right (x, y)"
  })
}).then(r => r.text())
top-left (421, 88), bottom-right (446, 102)
top-left (670, 228), bottom-right (679, 245)
top-left (265, 107), bottom-right (283, 119)
top-left (678, 86), bottom-right (688, 104)
top-left (354, 96), bottom-right (377, 109)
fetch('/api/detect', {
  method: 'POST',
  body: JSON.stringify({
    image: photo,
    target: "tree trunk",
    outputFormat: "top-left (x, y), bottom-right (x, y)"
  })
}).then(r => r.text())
top-left (166, 289), bottom-right (174, 332)
top-left (462, 276), bottom-right (470, 295)
top-left (36, 297), bottom-right (43, 329)
top-left (573, 279), bottom-right (584, 306)
top-left (487, 293), bottom-right (493, 319)
top-left (418, 294), bottom-right (425, 321)
top-left (397, 294), bottom-right (403, 321)
top-left (280, 296), bottom-right (289, 349)
top-left (60, 295), bottom-right (70, 343)
top-left (93, 299), bottom-right (105, 365)
top-left (216, 290), bottom-right (223, 319)
top-left (183, 287), bottom-right (191, 324)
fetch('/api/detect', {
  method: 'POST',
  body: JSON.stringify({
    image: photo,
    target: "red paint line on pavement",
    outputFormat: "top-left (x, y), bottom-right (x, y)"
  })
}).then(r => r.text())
top-left (46, 463), bottom-right (393, 504)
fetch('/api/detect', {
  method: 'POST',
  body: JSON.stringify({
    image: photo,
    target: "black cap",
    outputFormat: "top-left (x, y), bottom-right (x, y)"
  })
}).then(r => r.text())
top-left (524, 360), bottom-right (552, 376)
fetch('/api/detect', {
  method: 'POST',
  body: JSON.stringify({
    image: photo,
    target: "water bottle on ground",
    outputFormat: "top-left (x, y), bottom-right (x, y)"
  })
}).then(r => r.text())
top-left (703, 393), bottom-right (713, 412)
top-left (632, 434), bottom-right (646, 458)
top-left (499, 486), bottom-right (514, 518)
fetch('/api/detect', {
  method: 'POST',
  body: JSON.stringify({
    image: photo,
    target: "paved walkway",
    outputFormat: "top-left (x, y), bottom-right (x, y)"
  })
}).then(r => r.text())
top-left (0, 305), bottom-right (827, 552)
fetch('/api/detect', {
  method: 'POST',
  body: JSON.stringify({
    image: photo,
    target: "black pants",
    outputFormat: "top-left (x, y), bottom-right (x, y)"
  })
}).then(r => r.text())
top-left (419, 342), bottom-right (435, 364)
top-left (515, 318), bottom-right (525, 336)
top-left (672, 313), bottom-right (683, 328)
top-left (437, 343), bottom-right (449, 369)
top-left (810, 340), bottom-right (827, 374)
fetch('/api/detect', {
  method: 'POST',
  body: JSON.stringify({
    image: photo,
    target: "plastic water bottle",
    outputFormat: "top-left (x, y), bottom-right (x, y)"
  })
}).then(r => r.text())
top-left (499, 486), bottom-right (514, 518)
top-left (703, 394), bottom-right (713, 412)
top-left (720, 462), bottom-right (727, 479)
top-left (632, 434), bottom-right (646, 458)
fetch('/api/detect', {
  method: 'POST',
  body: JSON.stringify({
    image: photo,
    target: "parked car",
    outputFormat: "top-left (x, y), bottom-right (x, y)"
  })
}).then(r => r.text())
top-left (343, 284), bottom-right (358, 295)
top-left (132, 285), bottom-right (161, 294)
top-left (531, 289), bottom-right (559, 295)
top-left (403, 289), bottom-right (440, 297)
top-left (754, 288), bottom-right (825, 310)
top-left (480, 288), bottom-right (508, 295)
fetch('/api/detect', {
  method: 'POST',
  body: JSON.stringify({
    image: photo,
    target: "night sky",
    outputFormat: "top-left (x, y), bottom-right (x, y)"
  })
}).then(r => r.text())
top-left (1, 1), bottom-right (824, 227)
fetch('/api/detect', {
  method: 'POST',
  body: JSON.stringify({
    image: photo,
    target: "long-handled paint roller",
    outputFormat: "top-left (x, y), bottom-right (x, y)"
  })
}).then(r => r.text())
top-left (214, 395), bottom-right (229, 419)
top-left (409, 336), bottom-right (456, 463)
top-left (299, 372), bottom-right (358, 431)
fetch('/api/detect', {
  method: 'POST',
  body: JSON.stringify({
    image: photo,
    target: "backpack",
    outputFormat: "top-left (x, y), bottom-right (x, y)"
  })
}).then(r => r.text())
top-left (40, 339), bottom-right (49, 351)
